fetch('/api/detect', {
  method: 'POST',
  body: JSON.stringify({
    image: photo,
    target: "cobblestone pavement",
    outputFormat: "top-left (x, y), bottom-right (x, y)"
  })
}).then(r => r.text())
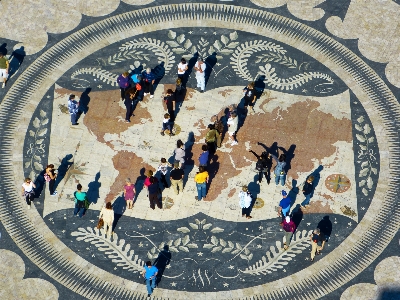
top-left (0, 1), bottom-right (400, 299)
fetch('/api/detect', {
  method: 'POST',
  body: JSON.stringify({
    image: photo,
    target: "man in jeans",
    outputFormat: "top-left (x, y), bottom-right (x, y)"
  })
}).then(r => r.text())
top-left (68, 94), bottom-right (79, 125)
top-left (310, 228), bottom-right (325, 262)
top-left (169, 162), bottom-right (184, 195)
top-left (142, 261), bottom-right (158, 297)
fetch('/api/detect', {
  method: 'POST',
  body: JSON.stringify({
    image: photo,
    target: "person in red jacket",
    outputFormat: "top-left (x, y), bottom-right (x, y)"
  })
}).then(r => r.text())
top-left (282, 215), bottom-right (296, 250)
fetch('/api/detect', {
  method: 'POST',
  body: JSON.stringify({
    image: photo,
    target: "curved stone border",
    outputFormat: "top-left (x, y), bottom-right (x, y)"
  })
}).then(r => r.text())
top-left (2, 3), bottom-right (399, 300)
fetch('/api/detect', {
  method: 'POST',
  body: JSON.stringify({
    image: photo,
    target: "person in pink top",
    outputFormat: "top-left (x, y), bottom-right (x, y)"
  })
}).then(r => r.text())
top-left (124, 178), bottom-right (136, 209)
top-left (282, 215), bottom-right (296, 250)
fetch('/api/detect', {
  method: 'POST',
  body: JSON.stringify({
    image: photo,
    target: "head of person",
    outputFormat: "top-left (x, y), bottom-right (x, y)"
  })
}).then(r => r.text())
top-left (146, 67), bottom-right (151, 74)
top-left (69, 94), bottom-right (76, 100)
top-left (122, 71), bottom-right (129, 77)
top-left (181, 58), bottom-right (186, 64)
top-left (208, 124), bottom-right (215, 130)
top-left (145, 170), bottom-right (153, 177)
top-left (24, 177), bottom-right (32, 184)
top-left (248, 82), bottom-right (255, 89)
top-left (279, 154), bottom-right (286, 162)
top-left (228, 104), bottom-right (236, 111)
top-left (176, 78), bottom-right (182, 85)
top-left (46, 164), bottom-right (54, 169)
top-left (202, 144), bottom-right (208, 152)
top-left (231, 112), bottom-right (237, 118)
top-left (199, 166), bottom-right (205, 173)
top-left (177, 139), bottom-right (184, 148)
top-left (164, 113), bottom-right (170, 119)
top-left (149, 176), bottom-right (155, 184)
top-left (106, 202), bottom-right (112, 209)
top-left (126, 177), bottom-right (131, 184)
top-left (146, 261), bottom-right (152, 267)
top-left (307, 175), bottom-right (315, 183)
top-left (281, 190), bottom-right (287, 198)
top-left (174, 162), bottom-right (180, 169)
top-left (313, 228), bottom-right (320, 235)
top-left (242, 185), bottom-right (248, 192)
top-left (166, 88), bottom-right (174, 95)
top-left (161, 158), bottom-right (167, 164)
top-left (77, 183), bottom-right (82, 191)
top-left (211, 115), bottom-right (218, 123)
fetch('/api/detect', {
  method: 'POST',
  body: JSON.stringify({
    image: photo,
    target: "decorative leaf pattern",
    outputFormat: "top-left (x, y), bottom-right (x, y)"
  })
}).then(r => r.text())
top-left (71, 67), bottom-right (118, 86)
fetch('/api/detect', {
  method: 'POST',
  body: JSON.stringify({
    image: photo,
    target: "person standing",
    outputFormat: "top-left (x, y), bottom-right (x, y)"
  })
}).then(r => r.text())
top-left (99, 202), bottom-right (114, 238)
top-left (174, 139), bottom-right (186, 169)
top-left (198, 144), bottom-right (209, 167)
top-left (21, 178), bottom-right (36, 209)
top-left (142, 67), bottom-right (156, 99)
top-left (124, 88), bottom-right (138, 123)
top-left (194, 57), bottom-right (206, 93)
top-left (194, 166), bottom-right (209, 201)
top-left (227, 112), bottom-right (238, 146)
top-left (177, 57), bottom-right (188, 81)
top-left (211, 115), bottom-right (224, 148)
top-left (0, 52), bottom-right (9, 88)
top-left (310, 228), bottom-right (325, 262)
top-left (271, 153), bottom-right (287, 186)
top-left (238, 186), bottom-right (253, 219)
top-left (142, 261), bottom-right (158, 297)
top-left (169, 162), bottom-right (184, 195)
top-left (124, 178), bottom-right (136, 209)
top-left (117, 71), bottom-right (130, 100)
top-left (68, 94), bottom-right (79, 125)
top-left (243, 82), bottom-right (257, 114)
top-left (164, 89), bottom-right (175, 121)
top-left (301, 176), bottom-right (315, 208)
top-left (205, 124), bottom-right (218, 155)
top-left (73, 184), bottom-right (88, 218)
top-left (157, 158), bottom-right (171, 188)
top-left (148, 176), bottom-right (161, 210)
top-left (282, 216), bottom-right (296, 250)
top-left (249, 149), bottom-right (272, 184)
top-left (44, 164), bottom-right (57, 196)
top-left (277, 190), bottom-right (291, 221)
top-left (160, 113), bottom-right (174, 136)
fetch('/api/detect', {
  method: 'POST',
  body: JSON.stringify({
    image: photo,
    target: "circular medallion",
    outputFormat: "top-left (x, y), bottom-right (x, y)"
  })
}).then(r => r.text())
top-left (325, 174), bottom-right (351, 193)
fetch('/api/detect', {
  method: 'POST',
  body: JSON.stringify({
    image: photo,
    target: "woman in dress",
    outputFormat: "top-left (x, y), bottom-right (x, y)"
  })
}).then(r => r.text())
top-left (21, 177), bottom-right (36, 209)
top-left (174, 139), bottom-right (186, 169)
top-left (44, 164), bottom-right (57, 196)
top-left (124, 178), bottom-right (136, 209)
top-left (99, 202), bottom-right (114, 238)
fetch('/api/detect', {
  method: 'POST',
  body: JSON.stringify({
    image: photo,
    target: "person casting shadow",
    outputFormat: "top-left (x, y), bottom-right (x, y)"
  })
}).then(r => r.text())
top-left (154, 245), bottom-right (172, 285)
top-left (87, 172), bottom-right (101, 204)
top-left (278, 144), bottom-right (296, 174)
top-left (318, 216), bottom-right (332, 241)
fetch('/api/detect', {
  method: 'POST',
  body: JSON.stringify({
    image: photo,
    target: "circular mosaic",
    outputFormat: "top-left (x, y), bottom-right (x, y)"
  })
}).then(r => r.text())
top-left (325, 174), bottom-right (351, 193)
top-left (1, 3), bottom-right (399, 300)
top-left (253, 198), bottom-right (265, 209)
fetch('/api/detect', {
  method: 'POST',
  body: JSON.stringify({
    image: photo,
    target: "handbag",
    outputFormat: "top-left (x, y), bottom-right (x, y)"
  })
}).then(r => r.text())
top-left (97, 218), bottom-right (104, 229)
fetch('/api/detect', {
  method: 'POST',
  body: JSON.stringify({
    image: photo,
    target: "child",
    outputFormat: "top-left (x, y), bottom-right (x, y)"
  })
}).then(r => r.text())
top-left (157, 158), bottom-right (172, 188)
top-left (160, 113), bottom-right (174, 136)
top-left (243, 82), bottom-right (256, 113)
top-left (227, 112), bottom-right (238, 145)
top-left (238, 186), bottom-right (252, 219)
top-left (198, 144), bottom-right (209, 167)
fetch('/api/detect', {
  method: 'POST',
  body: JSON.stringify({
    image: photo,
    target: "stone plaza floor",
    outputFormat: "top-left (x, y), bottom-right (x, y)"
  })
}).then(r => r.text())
top-left (0, 0), bottom-right (400, 299)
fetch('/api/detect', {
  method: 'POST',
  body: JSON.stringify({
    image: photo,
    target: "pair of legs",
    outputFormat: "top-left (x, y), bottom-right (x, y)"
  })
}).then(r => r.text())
top-left (301, 194), bottom-right (311, 207)
top-left (170, 179), bottom-right (183, 195)
top-left (103, 221), bottom-right (113, 237)
top-left (149, 193), bottom-right (162, 209)
top-left (125, 102), bottom-right (133, 122)
top-left (241, 206), bottom-right (252, 219)
top-left (311, 242), bottom-right (323, 261)
top-left (143, 81), bottom-right (154, 96)
top-left (120, 87), bottom-right (128, 99)
top-left (73, 202), bottom-right (86, 217)
top-left (207, 141), bottom-right (216, 156)
top-left (160, 174), bottom-right (168, 188)
top-left (216, 133), bottom-right (222, 148)
top-left (161, 123), bottom-right (174, 136)
top-left (70, 112), bottom-right (78, 125)
top-left (275, 174), bottom-right (286, 186)
top-left (126, 199), bottom-right (134, 209)
top-left (258, 170), bottom-right (270, 184)
top-left (228, 132), bottom-right (237, 145)
top-left (24, 191), bottom-right (34, 206)
top-left (1, 69), bottom-right (8, 88)
top-left (146, 278), bottom-right (156, 295)
top-left (196, 75), bottom-right (205, 91)
top-left (284, 231), bottom-right (293, 249)
top-left (196, 182), bottom-right (207, 200)
top-left (49, 179), bottom-right (57, 195)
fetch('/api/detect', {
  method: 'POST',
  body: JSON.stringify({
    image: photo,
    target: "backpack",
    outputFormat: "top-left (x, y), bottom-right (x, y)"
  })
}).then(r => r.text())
top-left (283, 222), bottom-right (293, 232)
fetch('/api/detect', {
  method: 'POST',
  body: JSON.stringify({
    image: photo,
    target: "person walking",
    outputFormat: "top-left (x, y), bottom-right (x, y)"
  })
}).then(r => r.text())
top-left (271, 153), bottom-right (287, 186)
top-left (211, 115), bottom-right (224, 148)
top-left (124, 178), bottom-right (136, 209)
top-left (148, 176), bottom-right (161, 209)
top-left (44, 164), bottom-right (58, 196)
top-left (174, 139), bottom-right (185, 169)
top-left (282, 216), bottom-right (296, 250)
top-left (117, 71), bottom-right (130, 100)
top-left (124, 88), bottom-right (138, 123)
top-left (169, 162), bottom-right (184, 195)
top-left (68, 94), bottom-right (79, 125)
top-left (249, 149), bottom-right (272, 184)
top-left (0, 52), bottom-right (9, 88)
top-left (177, 57), bottom-right (188, 81)
top-left (277, 190), bottom-right (291, 221)
top-left (194, 166), bottom-right (209, 201)
top-left (301, 175), bottom-right (315, 208)
top-left (198, 144), bottom-right (209, 167)
top-left (194, 57), bottom-right (206, 93)
top-left (157, 158), bottom-right (171, 188)
top-left (205, 124), bottom-right (218, 155)
top-left (227, 112), bottom-right (238, 146)
top-left (243, 81), bottom-right (257, 114)
top-left (99, 202), bottom-right (114, 238)
top-left (73, 184), bottom-right (88, 218)
top-left (310, 228), bottom-right (326, 261)
top-left (142, 261), bottom-right (158, 297)
top-left (142, 67), bottom-right (156, 99)
top-left (21, 178), bottom-right (36, 209)
top-left (160, 113), bottom-right (174, 136)
top-left (238, 186), bottom-right (253, 219)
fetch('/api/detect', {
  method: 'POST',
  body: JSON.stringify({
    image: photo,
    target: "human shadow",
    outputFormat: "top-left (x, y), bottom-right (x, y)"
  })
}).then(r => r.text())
top-left (54, 154), bottom-right (74, 189)
top-left (207, 154), bottom-right (220, 189)
top-left (204, 52), bottom-right (217, 89)
top-left (8, 46), bottom-right (26, 77)
top-left (0, 43), bottom-right (7, 55)
top-left (112, 195), bottom-right (126, 233)
top-left (87, 172), bottom-right (101, 204)
top-left (254, 75), bottom-right (266, 99)
top-left (78, 87), bottom-right (91, 114)
top-left (247, 176), bottom-right (261, 216)
top-left (174, 87), bottom-right (186, 118)
top-left (258, 141), bottom-right (278, 156)
top-left (183, 132), bottom-right (195, 187)
top-left (278, 144), bottom-right (296, 173)
top-left (134, 168), bottom-right (146, 204)
top-left (317, 216), bottom-right (332, 241)
top-left (33, 170), bottom-right (46, 198)
top-left (154, 245), bottom-right (172, 286)
top-left (153, 62), bottom-right (165, 91)
top-left (288, 179), bottom-right (299, 207)
top-left (184, 53), bottom-right (199, 87)
top-left (291, 204), bottom-right (303, 230)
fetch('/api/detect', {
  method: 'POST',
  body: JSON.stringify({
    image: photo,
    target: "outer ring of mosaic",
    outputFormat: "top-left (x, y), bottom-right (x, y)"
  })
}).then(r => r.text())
top-left (1, 4), bottom-right (399, 300)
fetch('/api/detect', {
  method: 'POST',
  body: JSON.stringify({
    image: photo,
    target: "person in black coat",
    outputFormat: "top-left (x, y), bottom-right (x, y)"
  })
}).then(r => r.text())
top-left (301, 175), bottom-right (314, 208)
top-left (124, 88), bottom-right (138, 123)
top-left (249, 149), bottom-right (272, 184)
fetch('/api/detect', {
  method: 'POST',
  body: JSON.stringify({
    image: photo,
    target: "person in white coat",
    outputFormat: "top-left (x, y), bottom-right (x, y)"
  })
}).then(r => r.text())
top-left (99, 202), bottom-right (114, 237)
top-left (239, 186), bottom-right (253, 219)
top-left (194, 57), bottom-right (206, 92)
